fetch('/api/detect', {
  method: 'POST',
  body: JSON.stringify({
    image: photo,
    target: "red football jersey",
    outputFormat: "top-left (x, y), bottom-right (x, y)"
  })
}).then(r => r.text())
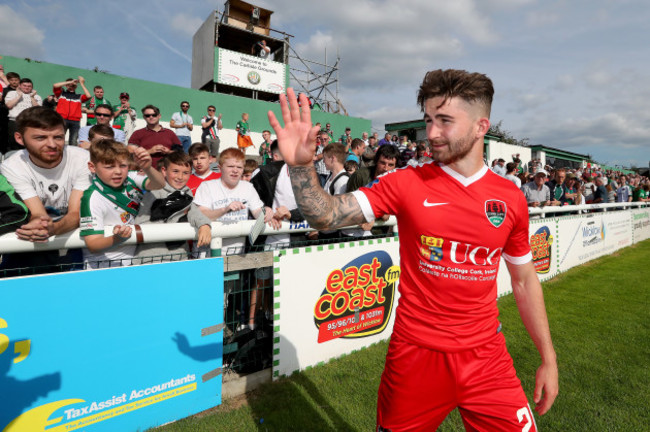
top-left (353, 163), bottom-right (532, 351)
top-left (187, 172), bottom-right (221, 195)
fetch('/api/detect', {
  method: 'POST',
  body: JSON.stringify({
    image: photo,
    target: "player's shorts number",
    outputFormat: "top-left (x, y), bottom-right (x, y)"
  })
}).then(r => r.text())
top-left (517, 405), bottom-right (534, 432)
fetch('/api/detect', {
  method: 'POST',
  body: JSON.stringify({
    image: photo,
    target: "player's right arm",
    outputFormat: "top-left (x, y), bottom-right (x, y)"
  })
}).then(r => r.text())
top-left (267, 88), bottom-right (366, 230)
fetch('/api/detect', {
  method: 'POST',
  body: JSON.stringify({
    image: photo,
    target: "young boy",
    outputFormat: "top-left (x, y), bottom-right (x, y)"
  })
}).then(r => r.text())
top-left (134, 151), bottom-right (212, 261)
top-left (243, 159), bottom-right (258, 182)
top-left (187, 143), bottom-right (220, 195)
top-left (194, 148), bottom-right (276, 330)
top-left (80, 140), bottom-right (165, 268)
top-left (193, 148), bottom-right (274, 256)
top-left (236, 112), bottom-right (254, 153)
top-left (344, 159), bottom-right (358, 175)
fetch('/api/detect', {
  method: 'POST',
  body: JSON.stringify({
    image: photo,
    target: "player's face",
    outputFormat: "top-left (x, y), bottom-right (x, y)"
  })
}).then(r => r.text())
top-left (192, 152), bottom-right (211, 175)
top-left (219, 158), bottom-right (244, 189)
top-left (94, 88), bottom-right (104, 98)
top-left (375, 156), bottom-right (396, 177)
top-left (162, 162), bottom-right (191, 190)
top-left (424, 96), bottom-right (484, 165)
top-left (15, 126), bottom-right (65, 169)
top-left (90, 158), bottom-right (129, 188)
top-left (534, 174), bottom-right (547, 187)
top-left (262, 131), bottom-right (271, 142)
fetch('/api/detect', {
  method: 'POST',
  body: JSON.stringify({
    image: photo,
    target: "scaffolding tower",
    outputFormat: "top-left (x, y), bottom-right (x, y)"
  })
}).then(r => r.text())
top-left (191, 0), bottom-right (346, 114)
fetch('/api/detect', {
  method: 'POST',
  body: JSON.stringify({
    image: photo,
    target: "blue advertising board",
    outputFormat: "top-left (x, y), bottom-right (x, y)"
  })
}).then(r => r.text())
top-left (0, 258), bottom-right (224, 431)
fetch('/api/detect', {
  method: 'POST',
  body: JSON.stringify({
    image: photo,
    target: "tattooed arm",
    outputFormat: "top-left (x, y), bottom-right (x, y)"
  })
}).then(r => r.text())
top-left (288, 165), bottom-right (366, 230)
top-left (268, 88), bottom-right (367, 230)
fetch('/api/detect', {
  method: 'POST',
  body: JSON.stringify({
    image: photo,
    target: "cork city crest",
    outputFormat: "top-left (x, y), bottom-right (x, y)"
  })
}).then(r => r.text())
top-left (485, 199), bottom-right (507, 228)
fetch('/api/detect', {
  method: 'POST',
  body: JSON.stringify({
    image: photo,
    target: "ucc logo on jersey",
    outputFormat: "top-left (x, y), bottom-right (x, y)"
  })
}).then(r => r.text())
top-left (420, 235), bottom-right (444, 261)
top-left (485, 199), bottom-right (506, 228)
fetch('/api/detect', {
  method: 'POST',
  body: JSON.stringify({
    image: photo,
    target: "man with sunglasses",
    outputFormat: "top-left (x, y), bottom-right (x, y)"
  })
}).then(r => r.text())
top-left (78, 104), bottom-right (125, 148)
top-left (128, 104), bottom-right (180, 168)
top-left (170, 101), bottom-right (194, 153)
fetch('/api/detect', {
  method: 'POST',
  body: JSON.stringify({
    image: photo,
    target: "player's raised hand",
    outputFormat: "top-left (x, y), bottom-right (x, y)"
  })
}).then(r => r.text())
top-left (267, 88), bottom-right (320, 167)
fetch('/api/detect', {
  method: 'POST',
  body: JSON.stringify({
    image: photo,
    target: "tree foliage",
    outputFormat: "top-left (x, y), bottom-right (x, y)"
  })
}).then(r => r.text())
top-left (488, 120), bottom-right (530, 147)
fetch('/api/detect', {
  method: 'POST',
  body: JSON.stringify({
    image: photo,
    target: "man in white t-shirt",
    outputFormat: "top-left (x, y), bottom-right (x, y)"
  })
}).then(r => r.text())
top-left (170, 101), bottom-right (194, 153)
top-left (4, 78), bottom-right (42, 151)
top-left (193, 148), bottom-right (273, 255)
top-left (0, 106), bottom-right (91, 272)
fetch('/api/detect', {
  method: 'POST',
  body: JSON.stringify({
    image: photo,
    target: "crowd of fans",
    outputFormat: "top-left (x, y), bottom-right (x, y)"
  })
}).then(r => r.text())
top-left (0, 65), bottom-right (648, 277)
top-left (489, 155), bottom-right (650, 207)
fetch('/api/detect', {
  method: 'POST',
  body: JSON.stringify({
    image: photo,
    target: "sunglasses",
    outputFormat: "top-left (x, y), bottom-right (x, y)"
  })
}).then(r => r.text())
top-left (95, 113), bottom-right (112, 117)
top-left (208, 109), bottom-right (216, 112)
top-left (144, 113), bottom-right (158, 118)
top-left (181, 105), bottom-right (189, 108)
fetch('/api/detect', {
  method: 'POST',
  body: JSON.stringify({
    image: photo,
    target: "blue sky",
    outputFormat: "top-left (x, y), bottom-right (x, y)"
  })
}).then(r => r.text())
top-left (1, 0), bottom-right (648, 168)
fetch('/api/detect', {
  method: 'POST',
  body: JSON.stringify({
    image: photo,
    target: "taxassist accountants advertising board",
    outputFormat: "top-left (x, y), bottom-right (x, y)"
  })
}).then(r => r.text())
top-left (0, 259), bottom-right (224, 432)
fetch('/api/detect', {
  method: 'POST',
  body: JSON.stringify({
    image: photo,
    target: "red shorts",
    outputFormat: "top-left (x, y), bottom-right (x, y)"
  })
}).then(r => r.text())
top-left (377, 333), bottom-right (537, 431)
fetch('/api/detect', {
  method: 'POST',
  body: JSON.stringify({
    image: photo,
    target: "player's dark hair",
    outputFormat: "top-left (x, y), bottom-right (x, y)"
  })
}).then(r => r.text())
top-left (16, 106), bottom-right (64, 134)
top-left (19, 78), bottom-right (33, 85)
top-left (417, 69), bottom-right (494, 117)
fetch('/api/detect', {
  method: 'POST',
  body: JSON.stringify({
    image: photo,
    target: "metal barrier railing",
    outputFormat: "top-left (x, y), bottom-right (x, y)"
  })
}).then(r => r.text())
top-left (0, 218), bottom-right (398, 375)
top-left (528, 202), bottom-right (648, 218)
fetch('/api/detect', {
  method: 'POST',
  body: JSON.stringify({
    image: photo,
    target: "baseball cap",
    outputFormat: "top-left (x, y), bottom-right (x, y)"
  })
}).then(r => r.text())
top-left (535, 169), bottom-right (548, 177)
top-left (119, 92), bottom-right (130, 100)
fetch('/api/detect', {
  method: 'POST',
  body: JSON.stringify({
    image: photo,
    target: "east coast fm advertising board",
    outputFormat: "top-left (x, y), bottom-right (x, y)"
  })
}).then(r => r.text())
top-left (272, 238), bottom-right (401, 378)
top-left (0, 259), bottom-right (224, 432)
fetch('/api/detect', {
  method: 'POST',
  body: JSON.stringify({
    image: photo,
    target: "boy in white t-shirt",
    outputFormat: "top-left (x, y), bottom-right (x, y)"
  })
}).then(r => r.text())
top-left (193, 148), bottom-right (274, 255)
top-left (80, 140), bottom-right (165, 268)
top-left (194, 148), bottom-right (276, 330)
